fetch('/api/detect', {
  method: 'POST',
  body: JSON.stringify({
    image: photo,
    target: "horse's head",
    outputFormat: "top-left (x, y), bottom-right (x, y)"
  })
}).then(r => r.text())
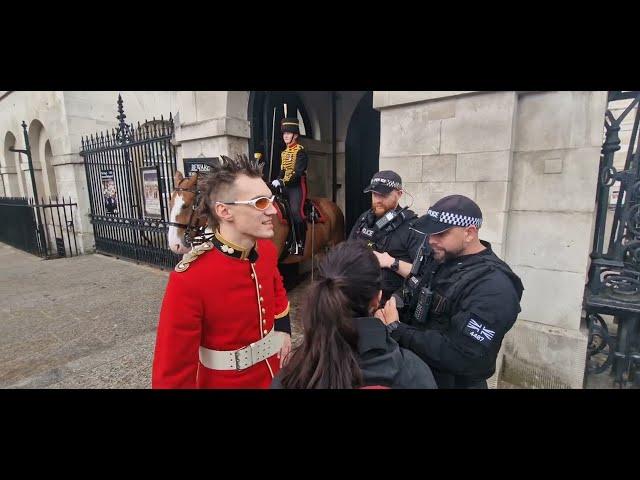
top-left (167, 170), bottom-right (207, 254)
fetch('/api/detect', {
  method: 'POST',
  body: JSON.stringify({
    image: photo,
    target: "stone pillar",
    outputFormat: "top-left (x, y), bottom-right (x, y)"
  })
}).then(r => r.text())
top-left (501, 91), bottom-right (608, 388)
top-left (51, 153), bottom-right (93, 254)
top-left (174, 91), bottom-right (250, 169)
top-left (54, 122), bottom-right (95, 255)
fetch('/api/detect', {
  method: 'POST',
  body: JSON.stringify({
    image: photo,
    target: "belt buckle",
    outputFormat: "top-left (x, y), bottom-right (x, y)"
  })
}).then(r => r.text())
top-left (234, 342), bottom-right (256, 371)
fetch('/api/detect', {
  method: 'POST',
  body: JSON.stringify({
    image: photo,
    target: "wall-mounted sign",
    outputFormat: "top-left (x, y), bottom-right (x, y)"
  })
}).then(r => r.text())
top-left (183, 157), bottom-right (220, 178)
top-left (141, 165), bottom-right (162, 219)
top-left (100, 169), bottom-right (118, 215)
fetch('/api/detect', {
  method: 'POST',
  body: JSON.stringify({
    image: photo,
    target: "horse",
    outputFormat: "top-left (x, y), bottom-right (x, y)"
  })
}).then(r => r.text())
top-left (166, 170), bottom-right (345, 265)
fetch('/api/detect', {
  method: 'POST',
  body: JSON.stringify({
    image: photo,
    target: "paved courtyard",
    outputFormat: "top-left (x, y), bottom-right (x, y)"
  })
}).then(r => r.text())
top-left (0, 243), bottom-right (307, 388)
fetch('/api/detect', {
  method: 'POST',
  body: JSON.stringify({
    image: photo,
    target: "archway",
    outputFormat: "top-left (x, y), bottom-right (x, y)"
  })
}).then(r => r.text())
top-left (26, 120), bottom-right (47, 200)
top-left (3, 131), bottom-right (24, 196)
top-left (344, 91), bottom-right (380, 234)
top-left (248, 91), bottom-right (315, 183)
top-left (43, 140), bottom-right (58, 199)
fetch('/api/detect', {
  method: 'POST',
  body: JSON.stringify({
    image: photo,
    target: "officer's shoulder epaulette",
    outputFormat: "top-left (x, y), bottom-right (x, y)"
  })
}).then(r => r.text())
top-left (174, 241), bottom-right (214, 273)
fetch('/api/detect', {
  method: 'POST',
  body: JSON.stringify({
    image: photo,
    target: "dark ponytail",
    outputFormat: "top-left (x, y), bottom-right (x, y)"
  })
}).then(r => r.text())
top-left (279, 241), bottom-right (382, 389)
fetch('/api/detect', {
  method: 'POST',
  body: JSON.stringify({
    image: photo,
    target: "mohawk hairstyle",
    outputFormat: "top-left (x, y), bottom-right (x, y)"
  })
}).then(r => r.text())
top-left (196, 154), bottom-right (265, 228)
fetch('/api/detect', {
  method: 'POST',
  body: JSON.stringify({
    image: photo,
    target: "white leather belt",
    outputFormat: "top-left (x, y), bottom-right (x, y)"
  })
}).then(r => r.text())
top-left (199, 329), bottom-right (283, 371)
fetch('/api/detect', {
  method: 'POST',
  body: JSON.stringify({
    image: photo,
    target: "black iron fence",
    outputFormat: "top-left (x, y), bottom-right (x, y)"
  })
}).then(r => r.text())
top-left (79, 95), bottom-right (182, 269)
top-left (584, 91), bottom-right (640, 387)
top-left (0, 195), bottom-right (78, 258)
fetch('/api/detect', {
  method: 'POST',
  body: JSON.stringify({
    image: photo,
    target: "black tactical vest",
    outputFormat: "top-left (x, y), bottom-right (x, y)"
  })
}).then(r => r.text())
top-left (425, 250), bottom-right (524, 332)
top-left (355, 208), bottom-right (417, 252)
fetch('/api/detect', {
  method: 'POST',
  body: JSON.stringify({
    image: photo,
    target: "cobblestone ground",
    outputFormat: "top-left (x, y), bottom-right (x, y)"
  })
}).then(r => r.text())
top-left (0, 243), bottom-right (309, 389)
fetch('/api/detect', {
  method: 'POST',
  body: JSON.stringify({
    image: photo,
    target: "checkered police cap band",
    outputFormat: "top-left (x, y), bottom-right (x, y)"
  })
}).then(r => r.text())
top-left (371, 177), bottom-right (402, 190)
top-left (427, 209), bottom-right (482, 228)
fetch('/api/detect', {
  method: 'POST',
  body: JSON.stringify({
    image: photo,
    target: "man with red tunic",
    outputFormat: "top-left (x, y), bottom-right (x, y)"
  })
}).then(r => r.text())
top-left (152, 154), bottom-right (292, 388)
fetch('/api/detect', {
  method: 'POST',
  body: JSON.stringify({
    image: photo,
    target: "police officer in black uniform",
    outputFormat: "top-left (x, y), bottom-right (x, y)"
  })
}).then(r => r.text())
top-left (349, 170), bottom-right (424, 303)
top-left (379, 194), bottom-right (524, 389)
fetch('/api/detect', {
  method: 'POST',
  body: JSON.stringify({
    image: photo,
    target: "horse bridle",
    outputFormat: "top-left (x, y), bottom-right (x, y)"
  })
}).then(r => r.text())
top-left (166, 175), bottom-right (211, 245)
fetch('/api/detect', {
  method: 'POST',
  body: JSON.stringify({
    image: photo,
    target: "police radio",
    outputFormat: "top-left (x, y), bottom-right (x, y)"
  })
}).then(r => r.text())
top-left (405, 243), bottom-right (430, 291)
top-left (413, 286), bottom-right (433, 325)
top-left (410, 243), bottom-right (428, 277)
top-left (374, 206), bottom-right (409, 232)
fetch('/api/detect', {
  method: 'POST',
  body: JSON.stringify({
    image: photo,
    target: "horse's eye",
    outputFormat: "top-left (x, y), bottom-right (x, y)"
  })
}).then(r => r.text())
top-left (181, 205), bottom-right (189, 210)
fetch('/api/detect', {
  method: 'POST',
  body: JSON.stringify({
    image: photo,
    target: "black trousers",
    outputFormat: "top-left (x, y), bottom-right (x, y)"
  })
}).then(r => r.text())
top-left (287, 184), bottom-right (304, 223)
top-left (286, 184), bottom-right (306, 246)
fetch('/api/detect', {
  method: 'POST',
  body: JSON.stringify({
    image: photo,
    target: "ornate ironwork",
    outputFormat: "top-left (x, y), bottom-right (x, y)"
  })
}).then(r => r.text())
top-left (79, 97), bottom-right (181, 270)
top-left (584, 91), bottom-right (640, 387)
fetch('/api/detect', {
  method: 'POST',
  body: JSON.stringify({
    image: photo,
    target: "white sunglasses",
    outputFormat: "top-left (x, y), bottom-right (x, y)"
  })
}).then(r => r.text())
top-left (216, 195), bottom-right (275, 211)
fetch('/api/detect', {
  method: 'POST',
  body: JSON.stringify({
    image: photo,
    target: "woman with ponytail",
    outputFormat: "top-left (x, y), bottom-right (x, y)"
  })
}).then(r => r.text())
top-left (272, 240), bottom-right (436, 389)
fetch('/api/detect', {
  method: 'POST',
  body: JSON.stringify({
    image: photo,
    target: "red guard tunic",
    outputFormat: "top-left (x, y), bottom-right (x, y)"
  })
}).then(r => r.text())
top-left (152, 231), bottom-right (290, 388)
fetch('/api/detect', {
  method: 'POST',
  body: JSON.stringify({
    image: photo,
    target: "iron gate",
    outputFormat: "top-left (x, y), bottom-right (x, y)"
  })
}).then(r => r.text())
top-left (0, 197), bottom-right (42, 255)
top-left (0, 196), bottom-right (79, 258)
top-left (584, 91), bottom-right (640, 387)
top-left (79, 95), bottom-right (182, 269)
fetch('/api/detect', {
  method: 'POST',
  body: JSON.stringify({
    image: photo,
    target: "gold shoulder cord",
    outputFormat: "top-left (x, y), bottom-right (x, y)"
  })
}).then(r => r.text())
top-left (174, 241), bottom-right (214, 273)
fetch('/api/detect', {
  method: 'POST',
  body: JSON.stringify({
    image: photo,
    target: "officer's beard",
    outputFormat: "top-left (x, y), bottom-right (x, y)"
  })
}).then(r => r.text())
top-left (372, 205), bottom-right (387, 218)
top-left (433, 245), bottom-right (465, 264)
top-left (372, 202), bottom-right (398, 218)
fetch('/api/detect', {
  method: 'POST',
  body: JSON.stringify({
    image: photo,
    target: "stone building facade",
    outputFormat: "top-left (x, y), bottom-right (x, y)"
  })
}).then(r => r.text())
top-left (0, 90), bottom-right (619, 388)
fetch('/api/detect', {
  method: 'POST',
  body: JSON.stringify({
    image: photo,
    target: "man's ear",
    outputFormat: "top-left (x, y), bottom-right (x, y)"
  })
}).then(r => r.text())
top-left (215, 202), bottom-right (233, 222)
top-left (465, 225), bottom-right (478, 242)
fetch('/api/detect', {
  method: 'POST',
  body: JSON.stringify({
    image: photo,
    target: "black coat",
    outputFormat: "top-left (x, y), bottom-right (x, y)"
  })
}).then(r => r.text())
top-left (392, 241), bottom-right (524, 388)
top-left (349, 207), bottom-right (425, 300)
top-left (271, 316), bottom-right (437, 389)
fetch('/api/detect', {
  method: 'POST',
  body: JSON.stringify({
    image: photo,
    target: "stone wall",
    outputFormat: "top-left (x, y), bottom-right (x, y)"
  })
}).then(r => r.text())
top-left (374, 91), bottom-right (609, 388)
